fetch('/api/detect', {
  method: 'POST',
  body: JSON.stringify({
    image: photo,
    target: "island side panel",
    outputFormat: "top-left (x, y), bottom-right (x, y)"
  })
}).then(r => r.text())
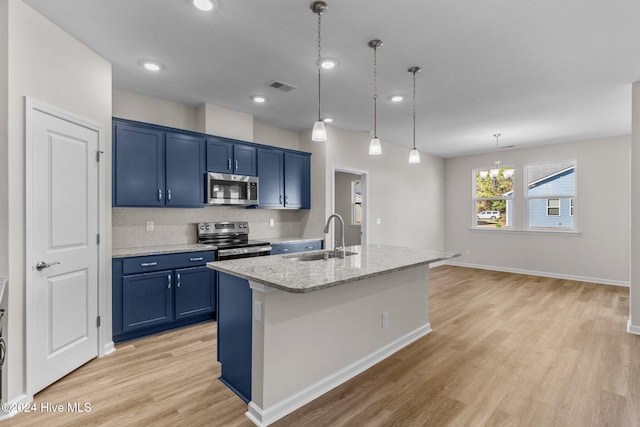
top-left (253, 264), bottom-right (430, 414)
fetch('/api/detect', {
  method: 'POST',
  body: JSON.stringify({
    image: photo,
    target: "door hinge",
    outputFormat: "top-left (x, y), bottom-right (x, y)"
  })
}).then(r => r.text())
top-left (96, 316), bottom-right (101, 327)
top-left (96, 150), bottom-right (104, 162)
top-left (96, 233), bottom-right (101, 244)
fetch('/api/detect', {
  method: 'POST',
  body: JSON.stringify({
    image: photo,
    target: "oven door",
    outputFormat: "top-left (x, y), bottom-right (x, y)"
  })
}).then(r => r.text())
top-left (206, 173), bottom-right (258, 206)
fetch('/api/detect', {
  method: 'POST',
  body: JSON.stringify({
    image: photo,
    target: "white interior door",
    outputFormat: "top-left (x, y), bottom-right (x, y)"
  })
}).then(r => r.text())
top-left (27, 103), bottom-right (100, 394)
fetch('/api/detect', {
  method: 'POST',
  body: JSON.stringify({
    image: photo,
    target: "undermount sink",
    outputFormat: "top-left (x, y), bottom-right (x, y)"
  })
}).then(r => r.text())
top-left (286, 250), bottom-right (358, 262)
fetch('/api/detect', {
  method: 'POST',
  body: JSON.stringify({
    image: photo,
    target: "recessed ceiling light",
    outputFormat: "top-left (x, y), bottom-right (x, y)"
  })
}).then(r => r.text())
top-left (191, 0), bottom-right (219, 12)
top-left (389, 95), bottom-right (404, 102)
top-left (139, 60), bottom-right (164, 72)
top-left (251, 95), bottom-right (268, 103)
top-left (322, 117), bottom-right (334, 123)
top-left (319, 58), bottom-right (340, 70)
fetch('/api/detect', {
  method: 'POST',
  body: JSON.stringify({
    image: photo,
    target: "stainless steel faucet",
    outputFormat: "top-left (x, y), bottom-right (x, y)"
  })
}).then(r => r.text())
top-left (324, 214), bottom-right (345, 259)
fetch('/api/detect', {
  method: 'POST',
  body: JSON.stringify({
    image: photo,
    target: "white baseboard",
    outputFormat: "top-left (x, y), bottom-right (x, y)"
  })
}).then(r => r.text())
top-left (628, 319), bottom-right (640, 335)
top-left (246, 323), bottom-right (432, 427)
top-left (102, 341), bottom-right (116, 356)
top-left (0, 393), bottom-right (32, 420)
top-left (429, 261), bottom-right (445, 268)
top-left (445, 260), bottom-right (630, 287)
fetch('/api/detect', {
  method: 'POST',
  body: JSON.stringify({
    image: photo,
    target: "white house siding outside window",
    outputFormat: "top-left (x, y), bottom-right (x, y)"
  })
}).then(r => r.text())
top-left (526, 161), bottom-right (576, 231)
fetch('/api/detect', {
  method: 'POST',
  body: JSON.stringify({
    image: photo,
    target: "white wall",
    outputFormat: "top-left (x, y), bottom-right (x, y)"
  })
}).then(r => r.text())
top-left (113, 89), bottom-right (199, 132)
top-left (5, 0), bottom-right (112, 403)
top-left (630, 82), bottom-right (640, 332)
top-left (445, 135), bottom-right (631, 285)
top-left (302, 126), bottom-right (444, 250)
top-left (253, 122), bottom-right (299, 151)
top-left (334, 171), bottom-right (361, 246)
top-left (0, 1), bottom-right (8, 277)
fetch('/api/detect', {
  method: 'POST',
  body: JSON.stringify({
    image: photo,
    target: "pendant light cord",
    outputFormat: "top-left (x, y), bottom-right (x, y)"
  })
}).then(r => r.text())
top-left (412, 70), bottom-right (417, 150)
top-left (317, 11), bottom-right (322, 121)
top-left (373, 45), bottom-right (378, 138)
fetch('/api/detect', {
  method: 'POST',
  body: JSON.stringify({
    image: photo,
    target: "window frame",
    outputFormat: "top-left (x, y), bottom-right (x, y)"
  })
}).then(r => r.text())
top-left (351, 179), bottom-right (362, 226)
top-left (472, 166), bottom-right (515, 230)
top-left (546, 198), bottom-right (560, 216)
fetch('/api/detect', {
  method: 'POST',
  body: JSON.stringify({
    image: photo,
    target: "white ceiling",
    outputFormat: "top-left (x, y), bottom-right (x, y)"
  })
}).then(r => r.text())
top-left (23, 0), bottom-right (640, 158)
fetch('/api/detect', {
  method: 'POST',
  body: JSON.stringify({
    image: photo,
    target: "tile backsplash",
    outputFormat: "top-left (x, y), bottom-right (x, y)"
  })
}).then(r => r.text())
top-left (112, 207), bottom-right (308, 249)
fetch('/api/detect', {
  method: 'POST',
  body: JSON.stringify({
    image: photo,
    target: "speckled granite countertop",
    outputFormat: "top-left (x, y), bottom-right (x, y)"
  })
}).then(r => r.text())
top-left (258, 236), bottom-right (324, 245)
top-left (113, 244), bottom-right (215, 258)
top-left (0, 276), bottom-right (5, 306)
top-left (208, 244), bottom-right (460, 293)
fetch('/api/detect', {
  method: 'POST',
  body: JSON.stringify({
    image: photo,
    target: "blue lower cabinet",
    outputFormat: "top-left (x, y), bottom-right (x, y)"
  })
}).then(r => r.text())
top-left (217, 272), bottom-right (252, 402)
top-left (175, 266), bottom-right (215, 319)
top-left (113, 251), bottom-right (216, 343)
top-left (270, 240), bottom-right (323, 255)
top-left (122, 270), bottom-right (173, 332)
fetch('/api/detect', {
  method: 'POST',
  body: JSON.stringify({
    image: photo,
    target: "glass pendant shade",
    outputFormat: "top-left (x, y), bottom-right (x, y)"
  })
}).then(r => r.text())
top-left (408, 148), bottom-right (421, 164)
top-left (489, 168), bottom-right (499, 179)
top-left (369, 137), bottom-right (382, 155)
top-left (312, 120), bottom-right (327, 142)
top-left (479, 170), bottom-right (489, 180)
top-left (503, 168), bottom-right (514, 179)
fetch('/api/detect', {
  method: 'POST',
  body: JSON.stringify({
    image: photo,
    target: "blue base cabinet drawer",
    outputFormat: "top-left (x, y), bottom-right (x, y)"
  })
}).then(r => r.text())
top-left (113, 250), bottom-right (216, 342)
top-left (271, 240), bottom-right (322, 255)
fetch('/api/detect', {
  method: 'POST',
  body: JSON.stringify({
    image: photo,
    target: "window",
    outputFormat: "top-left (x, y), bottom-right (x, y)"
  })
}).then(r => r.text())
top-left (473, 167), bottom-right (514, 229)
top-left (546, 199), bottom-right (560, 216)
top-left (351, 179), bottom-right (362, 225)
top-left (526, 161), bottom-right (576, 231)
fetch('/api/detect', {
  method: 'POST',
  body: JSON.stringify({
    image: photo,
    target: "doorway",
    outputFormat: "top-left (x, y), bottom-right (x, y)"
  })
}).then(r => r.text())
top-left (332, 166), bottom-right (368, 248)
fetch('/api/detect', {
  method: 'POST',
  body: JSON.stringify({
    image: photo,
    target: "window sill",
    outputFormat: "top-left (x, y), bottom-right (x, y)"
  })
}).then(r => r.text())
top-left (470, 228), bottom-right (580, 236)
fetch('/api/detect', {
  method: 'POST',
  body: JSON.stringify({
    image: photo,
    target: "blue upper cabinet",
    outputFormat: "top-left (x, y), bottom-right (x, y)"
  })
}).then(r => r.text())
top-left (113, 120), bottom-right (205, 208)
top-left (114, 124), bottom-right (164, 207)
top-left (166, 133), bottom-right (206, 207)
top-left (206, 138), bottom-right (257, 176)
top-left (257, 148), bottom-right (284, 208)
top-left (257, 148), bottom-right (310, 209)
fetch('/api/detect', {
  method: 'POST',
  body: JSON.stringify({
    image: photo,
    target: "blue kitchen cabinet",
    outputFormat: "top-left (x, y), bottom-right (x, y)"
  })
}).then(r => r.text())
top-left (113, 120), bottom-right (205, 208)
top-left (175, 266), bottom-right (216, 319)
top-left (257, 148), bottom-right (284, 208)
top-left (122, 270), bottom-right (173, 333)
top-left (257, 148), bottom-right (310, 209)
top-left (113, 251), bottom-right (216, 342)
top-left (113, 124), bottom-right (164, 207)
top-left (217, 272), bottom-right (252, 403)
top-left (206, 138), bottom-right (257, 176)
top-left (270, 240), bottom-right (323, 255)
top-left (165, 133), bottom-right (206, 207)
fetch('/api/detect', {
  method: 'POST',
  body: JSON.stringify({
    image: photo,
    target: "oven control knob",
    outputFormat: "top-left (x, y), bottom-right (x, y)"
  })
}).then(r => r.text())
top-left (199, 225), bottom-right (205, 231)
top-left (205, 225), bottom-right (211, 231)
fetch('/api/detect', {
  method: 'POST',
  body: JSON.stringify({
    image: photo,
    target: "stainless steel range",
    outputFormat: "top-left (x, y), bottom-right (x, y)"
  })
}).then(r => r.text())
top-left (197, 221), bottom-right (271, 260)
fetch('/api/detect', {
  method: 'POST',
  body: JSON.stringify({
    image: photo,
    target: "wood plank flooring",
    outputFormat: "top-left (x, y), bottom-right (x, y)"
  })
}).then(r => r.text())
top-left (5, 266), bottom-right (637, 426)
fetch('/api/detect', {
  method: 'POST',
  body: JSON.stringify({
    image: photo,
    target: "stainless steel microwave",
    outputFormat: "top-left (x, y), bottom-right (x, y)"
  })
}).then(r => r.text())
top-left (206, 173), bottom-right (258, 206)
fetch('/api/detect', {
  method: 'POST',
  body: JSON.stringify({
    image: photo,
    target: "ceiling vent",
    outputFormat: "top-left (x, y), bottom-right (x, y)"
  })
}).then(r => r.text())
top-left (268, 80), bottom-right (297, 93)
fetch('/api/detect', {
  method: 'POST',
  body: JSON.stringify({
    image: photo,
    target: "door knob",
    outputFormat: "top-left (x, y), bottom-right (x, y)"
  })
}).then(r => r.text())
top-left (36, 261), bottom-right (60, 271)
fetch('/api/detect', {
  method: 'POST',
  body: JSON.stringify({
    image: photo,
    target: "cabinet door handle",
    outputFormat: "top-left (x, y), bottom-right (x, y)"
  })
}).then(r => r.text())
top-left (235, 159), bottom-right (238, 171)
top-left (177, 273), bottom-right (181, 288)
top-left (305, 246), bottom-right (313, 249)
top-left (158, 189), bottom-right (162, 201)
top-left (168, 274), bottom-right (172, 289)
top-left (189, 257), bottom-right (204, 262)
top-left (140, 262), bottom-right (157, 267)
top-left (227, 159), bottom-right (232, 171)
top-left (282, 248), bottom-right (288, 252)
top-left (167, 189), bottom-right (172, 201)
top-left (279, 195), bottom-right (283, 205)
top-left (285, 195), bottom-right (289, 205)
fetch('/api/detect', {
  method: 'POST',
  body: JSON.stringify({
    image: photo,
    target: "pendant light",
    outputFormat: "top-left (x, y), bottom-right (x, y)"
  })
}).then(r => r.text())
top-left (368, 39), bottom-right (383, 155)
top-left (408, 66), bottom-right (422, 164)
top-left (489, 133), bottom-right (501, 179)
top-left (310, 1), bottom-right (328, 142)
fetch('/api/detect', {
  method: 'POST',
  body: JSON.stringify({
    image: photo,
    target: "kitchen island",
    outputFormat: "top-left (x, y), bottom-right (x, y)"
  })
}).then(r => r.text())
top-left (208, 244), bottom-right (459, 426)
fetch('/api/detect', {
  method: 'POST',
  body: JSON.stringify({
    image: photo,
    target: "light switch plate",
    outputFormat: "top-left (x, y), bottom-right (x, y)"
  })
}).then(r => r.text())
top-left (254, 300), bottom-right (263, 322)
top-left (376, 218), bottom-right (381, 225)
top-left (269, 218), bottom-right (275, 227)
top-left (145, 220), bottom-right (154, 231)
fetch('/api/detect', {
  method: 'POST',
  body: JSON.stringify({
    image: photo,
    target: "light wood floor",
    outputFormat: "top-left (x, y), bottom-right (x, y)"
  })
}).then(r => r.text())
top-left (5, 266), bottom-right (638, 426)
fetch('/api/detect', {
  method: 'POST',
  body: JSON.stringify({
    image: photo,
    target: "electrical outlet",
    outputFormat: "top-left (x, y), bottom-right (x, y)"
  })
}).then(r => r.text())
top-left (382, 312), bottom-right (389, 328)
top-left (269, 218), bottom-right (275, 227)
top-left (465, 248), bottom-right (470, 255)
top-left (145, 220), bottom-right (154, 232)
top-left (254, 300), bottom-right (263, 322)
top-left (376, 218), bottom-right (381, 225)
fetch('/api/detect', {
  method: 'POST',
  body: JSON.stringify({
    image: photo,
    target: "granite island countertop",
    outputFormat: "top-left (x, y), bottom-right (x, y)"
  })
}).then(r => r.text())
top-left (208, 244), bottom-right (460, 293)
top-left (113, 243), bottom-right (215, 258)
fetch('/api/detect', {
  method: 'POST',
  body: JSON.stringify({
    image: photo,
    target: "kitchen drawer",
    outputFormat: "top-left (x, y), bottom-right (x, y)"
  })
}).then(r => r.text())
top-left (271, 240), bottom-right (322, 255)
top-left (122, 251), bottom-right (214, 275)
